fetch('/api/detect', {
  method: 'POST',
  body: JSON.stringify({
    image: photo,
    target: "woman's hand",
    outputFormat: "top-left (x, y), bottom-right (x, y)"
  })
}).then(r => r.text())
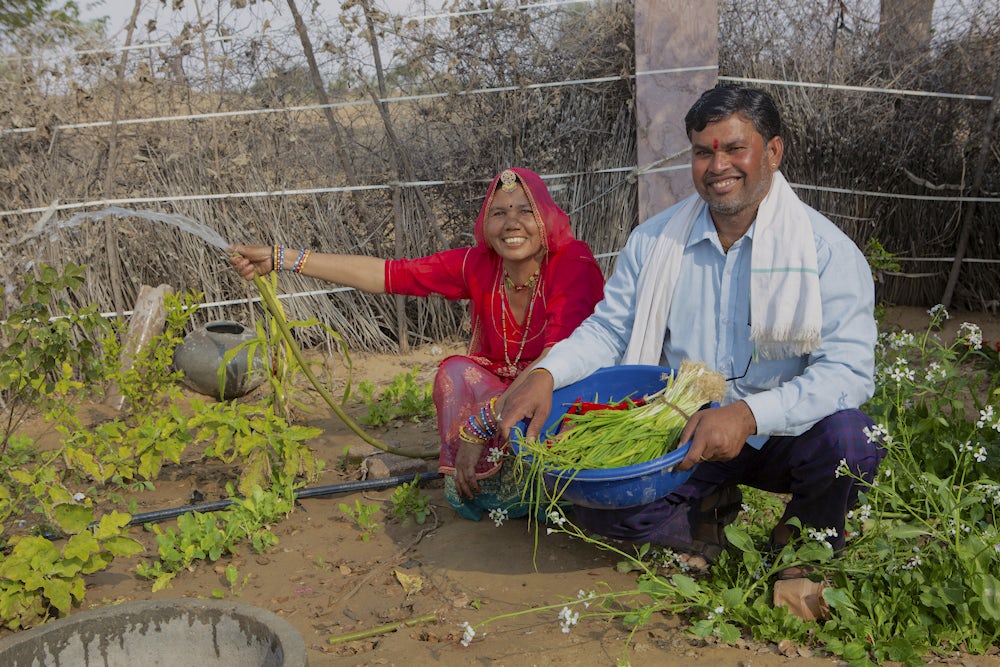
top-left (454, 441), bottom-right (484, 499)
top-left (228, 245), bottom-right (273, 280)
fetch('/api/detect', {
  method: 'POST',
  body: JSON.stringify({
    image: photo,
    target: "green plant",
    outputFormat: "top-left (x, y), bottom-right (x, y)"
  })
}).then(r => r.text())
top-left (0, 263), bottom-right (110, 452)
top-left (62, 404), bottom-right (192, 487)
top-left (188, 400), bottom-right (323, 496)
top-left (136, 485), bottom-right (293, 592)
top-left (389, 476), bottom-right (432, 525)
top-left (212, 564), bottom-right (249, 598)
top-left (863, 237), bottom-right (901, 283)
top-left (60, 290), bottom-right (200, 489)
top-left (460, 306), bottom-right (1000, 666)
top-left (339, 499), bottom-right (380, 541)
top-left (354, 366), bottom-right (435, 426)
top-left (0, 510), bottom-right (143, 629)
top-left (101, 290), bottom-right (199, 418)
top-left (243, 273), bottom-right (354, 419)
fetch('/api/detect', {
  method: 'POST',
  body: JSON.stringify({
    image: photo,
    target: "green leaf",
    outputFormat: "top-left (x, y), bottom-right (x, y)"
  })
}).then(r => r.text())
top-left (151, 572), bottom-right (176, 592)
top-left (63, 532), bottom-right (100, 562)
top-left (670, 574), bottom-right (702, 598)
top-left (102, 536), bottom-right (145, 558)
top-left (977, 574), bottom-right (1000, 620)
top-left (42, 579), bottom-right (73, 613)
top-left (51, 503), bottom-right (94, 534)
top-left (887, 524), bottom-right (931, 540)
top-left (723, 524), bottom-right (754, 552)
top-left (94, 511), bottom-right (132, 539)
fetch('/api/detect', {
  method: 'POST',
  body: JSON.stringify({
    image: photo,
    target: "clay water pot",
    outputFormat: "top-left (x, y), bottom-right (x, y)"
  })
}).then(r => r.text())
top-left (173, 320), bottom-right (265, 400)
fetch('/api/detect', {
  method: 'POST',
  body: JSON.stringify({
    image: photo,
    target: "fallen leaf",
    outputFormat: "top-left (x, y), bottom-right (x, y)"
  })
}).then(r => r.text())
top-left (393, 569), bottom-right (424, 596)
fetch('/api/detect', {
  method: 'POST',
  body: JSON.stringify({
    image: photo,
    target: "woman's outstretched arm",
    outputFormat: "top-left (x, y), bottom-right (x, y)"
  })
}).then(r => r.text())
top-left (229, 244), bottom-right (387, 294)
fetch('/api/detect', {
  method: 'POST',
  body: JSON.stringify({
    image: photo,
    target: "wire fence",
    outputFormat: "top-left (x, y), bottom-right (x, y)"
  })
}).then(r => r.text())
top-left (1, 0), bottom-right (998, 339)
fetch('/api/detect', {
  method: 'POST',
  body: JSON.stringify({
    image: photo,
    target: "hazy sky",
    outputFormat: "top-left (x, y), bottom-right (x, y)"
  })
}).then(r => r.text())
top-left (77, 0), bottom-right (434, 34)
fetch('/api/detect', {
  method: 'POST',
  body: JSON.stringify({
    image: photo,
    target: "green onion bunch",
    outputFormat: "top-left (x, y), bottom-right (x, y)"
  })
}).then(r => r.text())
top-left (513, 361), bottom-right (725, 543)
top-left (516, 360), bottom-right (726, 473)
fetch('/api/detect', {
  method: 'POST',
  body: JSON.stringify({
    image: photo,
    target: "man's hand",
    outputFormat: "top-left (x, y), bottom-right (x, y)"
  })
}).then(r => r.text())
top-left (497, 369), bottom-right (555, 441)
top-left (454, 442), bottom-right (485, 498)
top-left (675, 400), bottom-right (757, 471)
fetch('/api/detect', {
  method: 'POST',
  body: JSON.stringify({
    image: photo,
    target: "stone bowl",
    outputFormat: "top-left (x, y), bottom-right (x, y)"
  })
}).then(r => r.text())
top-left (0, 599), bottom-right (308, 667)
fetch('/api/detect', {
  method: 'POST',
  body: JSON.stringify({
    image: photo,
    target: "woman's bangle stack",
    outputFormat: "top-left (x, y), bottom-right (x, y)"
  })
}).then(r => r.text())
top-left (270, 245), bottom-right (310, 274)
top-left (459, 397), bottom-right (500, 446)
top-left (271, 245), bottom-right (285, 273)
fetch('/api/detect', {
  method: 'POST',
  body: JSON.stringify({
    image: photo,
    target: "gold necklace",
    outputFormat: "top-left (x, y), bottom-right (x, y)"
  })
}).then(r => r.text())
top-left (503, 269), bottom-right (539, 292)
top-left (499, 273), bottom-right (540, 378)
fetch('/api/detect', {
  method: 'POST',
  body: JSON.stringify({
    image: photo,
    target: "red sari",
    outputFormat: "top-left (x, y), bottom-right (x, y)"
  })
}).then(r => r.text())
top-left (384, 168), bottom-right (605, 480)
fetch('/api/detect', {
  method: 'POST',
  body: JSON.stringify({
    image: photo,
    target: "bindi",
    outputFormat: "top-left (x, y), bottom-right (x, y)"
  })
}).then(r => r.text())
top-left (713, 138), bottom-right (719, 150)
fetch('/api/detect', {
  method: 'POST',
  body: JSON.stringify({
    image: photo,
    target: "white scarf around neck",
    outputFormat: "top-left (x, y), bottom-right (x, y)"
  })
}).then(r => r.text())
top-left (623, 171), bottom-right (822, 365)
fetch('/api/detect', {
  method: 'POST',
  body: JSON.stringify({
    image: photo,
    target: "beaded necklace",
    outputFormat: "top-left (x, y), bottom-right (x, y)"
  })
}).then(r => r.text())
top-left (503, 269), bottom-right (539, 292)
top-left (499, 268), bottom-right (540, 378)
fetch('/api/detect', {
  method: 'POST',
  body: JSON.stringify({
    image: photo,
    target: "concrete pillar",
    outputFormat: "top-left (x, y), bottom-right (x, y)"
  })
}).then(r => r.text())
top-left (635, 0), bottom-right (718, 222)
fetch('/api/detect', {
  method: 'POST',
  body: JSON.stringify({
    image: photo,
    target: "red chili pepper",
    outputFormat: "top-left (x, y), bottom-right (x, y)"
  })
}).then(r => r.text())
top-left (560, 398), bottom-right (645, 430)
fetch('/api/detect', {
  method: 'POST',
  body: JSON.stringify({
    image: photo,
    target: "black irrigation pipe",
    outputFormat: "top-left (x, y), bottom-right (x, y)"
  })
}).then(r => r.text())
top-left (122, 471), bottom-right (442, 527)
top-left (27, 472), bottom-right (441, 545)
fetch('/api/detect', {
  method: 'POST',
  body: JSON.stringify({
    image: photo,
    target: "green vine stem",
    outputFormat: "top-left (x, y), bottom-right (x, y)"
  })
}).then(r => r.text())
top-left (252, 274), bottom-right (432, 459)
top-left (326, 613), bottom-right (438, 645)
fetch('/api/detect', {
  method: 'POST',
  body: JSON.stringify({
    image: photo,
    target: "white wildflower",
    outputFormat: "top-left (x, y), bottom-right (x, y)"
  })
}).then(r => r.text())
top-left (886, 331), bottom-right (916, 350)
top-left (547, 510), bottom-right (567, 527)
top-left (577, 589), bottom-right (596, 608)
top-left (924, 361), bottom-right (947, 382)
top-left (847, 504), bottom-right (872, 523)
top-left (927, 304), bottom-right (950, 321)
top-left (807, 527), bottom-right (838, 550)
top-left (863, 423), bottom-right (889, 444)
top-left (976, 483), bottom-right (1000, 505)
top-left (889, 357), bottom-right (916, 383)
top-left (460, 622), bottom-right (476, 647)
top-left (558, 606), bottom-right (580, 633)
top-left (834, 458), bottom-right (849, 478)
top-left (488, 508), bottom-right (508, 527)
top-left (72, 492), bottom-right (86, 502)
top-left (976, 405), bottom-right (997, 430)
top-left (958, 322), bottom-right (983, 350)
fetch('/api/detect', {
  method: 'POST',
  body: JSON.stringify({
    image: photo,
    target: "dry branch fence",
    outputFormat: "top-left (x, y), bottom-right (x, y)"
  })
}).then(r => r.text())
top-left (1, 0), bottom-right (998, 355)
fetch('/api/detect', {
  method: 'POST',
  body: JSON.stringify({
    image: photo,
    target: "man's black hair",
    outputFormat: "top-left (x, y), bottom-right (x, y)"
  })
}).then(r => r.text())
top-left (684, 84), bottom-right (782, 141)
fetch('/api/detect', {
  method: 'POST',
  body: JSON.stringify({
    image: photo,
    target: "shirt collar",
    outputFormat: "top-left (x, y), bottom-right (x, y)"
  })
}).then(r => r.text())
top-left (686, 203), bottom-right (758, 250)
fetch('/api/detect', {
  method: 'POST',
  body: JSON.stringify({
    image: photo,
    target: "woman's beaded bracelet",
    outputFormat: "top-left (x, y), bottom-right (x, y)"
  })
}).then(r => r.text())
top-left (271, 245), bottom-right (313, 273)
top-left (458, 424), bottom-right (487, 446)
top-left (292, 249), bottom-right (310, 274)
top-left (272, 244), bottom-right (287, 273)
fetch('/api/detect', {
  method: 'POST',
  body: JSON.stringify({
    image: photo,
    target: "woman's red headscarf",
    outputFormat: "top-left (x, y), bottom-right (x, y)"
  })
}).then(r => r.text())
top-left (472, 167), bottom-right (575, 256)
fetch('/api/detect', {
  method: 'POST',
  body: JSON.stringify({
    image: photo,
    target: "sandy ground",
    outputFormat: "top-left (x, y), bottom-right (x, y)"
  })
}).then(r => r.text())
top-left (4, 306), bottom-right (1000, 666)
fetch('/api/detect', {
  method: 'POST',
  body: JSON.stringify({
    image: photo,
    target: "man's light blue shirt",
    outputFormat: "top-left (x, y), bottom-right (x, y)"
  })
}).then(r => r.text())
top-left (539, 197), bottom-right (877, 447)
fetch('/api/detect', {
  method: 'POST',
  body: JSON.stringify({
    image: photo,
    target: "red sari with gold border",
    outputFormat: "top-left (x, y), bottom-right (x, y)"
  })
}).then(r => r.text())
top-left (384, 168), bottom-right (604, 479)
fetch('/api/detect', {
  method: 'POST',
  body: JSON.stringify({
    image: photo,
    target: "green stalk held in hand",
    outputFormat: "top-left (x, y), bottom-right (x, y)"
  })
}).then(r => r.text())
top-left (249, 274), bottom-right (427, 458)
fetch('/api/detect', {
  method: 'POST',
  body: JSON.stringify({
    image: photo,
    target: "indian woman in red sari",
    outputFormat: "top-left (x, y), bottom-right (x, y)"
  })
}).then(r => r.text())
top-left (229, 168), bottom-right (605, 520)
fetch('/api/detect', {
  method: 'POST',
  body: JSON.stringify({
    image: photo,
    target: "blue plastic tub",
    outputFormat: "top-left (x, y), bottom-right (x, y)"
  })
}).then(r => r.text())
top-left (511, 365), bottom-right (695, 510)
